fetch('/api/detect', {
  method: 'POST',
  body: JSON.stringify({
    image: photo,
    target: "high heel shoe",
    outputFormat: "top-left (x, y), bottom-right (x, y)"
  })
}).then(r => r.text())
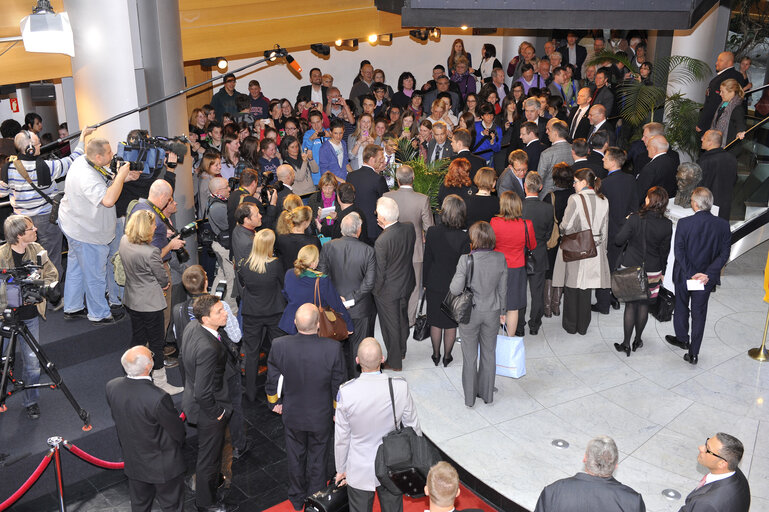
top-left (632, 339), bottom-right (643, 352)
top-left (614, 342), bottom-right (631, 357)
top-left (443, 354), bottom-right (453, 367)
top-left (431, 353), bottom-right (441, 366)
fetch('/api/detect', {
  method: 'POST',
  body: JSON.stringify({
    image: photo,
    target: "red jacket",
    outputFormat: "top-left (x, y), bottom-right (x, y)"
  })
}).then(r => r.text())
top-left (490, 217), bottom-right (535, 268)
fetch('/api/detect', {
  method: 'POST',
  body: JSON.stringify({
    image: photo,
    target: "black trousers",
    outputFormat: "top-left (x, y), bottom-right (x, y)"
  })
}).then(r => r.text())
top-left (195, 414), bottom-right (229, 508)
top-left (375, 297), bottom-right (409, 369)
top-left (562, 287), bottom-right (592, 335)
top-left (347, 315), bottom-right (375, 377)
top-left (517, 270), bottom-right (546, 331)
top-left (673, 280), bottom-right (712, 356)
top-left (347, 484), bottom-right (403, 512)
top-left (285, 423), bottom-right (332, 510)
top-left (225, 368), bottom-right (245, 452)
top-left (242, 312), bottom-right (284, 401)
top-left (127, 474), bottom-right (184, 512)
top-left (126, 308), bottom-right (165, 370)
top-left (595, 245), bottom-right (620, 313)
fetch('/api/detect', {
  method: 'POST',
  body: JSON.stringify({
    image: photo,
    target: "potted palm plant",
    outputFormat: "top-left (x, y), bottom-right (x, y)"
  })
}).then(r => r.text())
top-left (394, 138), bottom-right (449, 210)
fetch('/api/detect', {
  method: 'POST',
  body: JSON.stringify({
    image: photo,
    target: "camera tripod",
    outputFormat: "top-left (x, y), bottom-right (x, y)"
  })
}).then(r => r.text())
top-left (0, 308), bottom-right (91, 430)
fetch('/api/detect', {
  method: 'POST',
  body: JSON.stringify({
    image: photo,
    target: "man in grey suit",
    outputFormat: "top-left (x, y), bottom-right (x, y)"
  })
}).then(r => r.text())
top-left (425, 123), bottom-right (454, 164)
top-left (374, 197), bottom-right (416, 370)
top-left (422, 75), bottom-right (461, 116)
top-left (497, 149), bottom-right (528, 200)
top-left (318, 213), bottom-right (376, 376)
top-left (534, 436), bottom-right (645, 512)
top-left (384, 166), bottom-right (434, 326)
top-left (334, 337), bottom-right (421, 512)
top-left (537, 119), bottom-right (574, 199)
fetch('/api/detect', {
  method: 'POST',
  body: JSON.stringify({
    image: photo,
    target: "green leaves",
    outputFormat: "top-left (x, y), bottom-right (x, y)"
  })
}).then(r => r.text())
top-left (395, 138), bottom-right (449, 210)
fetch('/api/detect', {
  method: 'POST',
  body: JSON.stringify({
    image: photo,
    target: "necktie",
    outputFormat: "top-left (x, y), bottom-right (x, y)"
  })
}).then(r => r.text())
top-left (696, 475), bottom-right (707, 489)
top-left (571, 108), bottom-right (583, 138)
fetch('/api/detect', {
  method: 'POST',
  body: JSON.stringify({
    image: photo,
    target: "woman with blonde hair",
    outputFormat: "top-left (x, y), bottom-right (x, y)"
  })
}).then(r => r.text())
top-left (347, 113), bottom-right (376, 170)
top-left (426, 100), bottom-right (454, 133)
top-left (119, 210), bottom-right (180, 394)
top-left (275, 194), bottom-right (304, 235)
top-left (195, 150), bottom-right (221, 218)
top-left (239, 228), bottom-right (286, 400)
top-left (278, 244), bottom-right (353, 335)
top-left (711, 78), bottom-right (747, 147)
top-left (275, 205), bottom-right (321, 271)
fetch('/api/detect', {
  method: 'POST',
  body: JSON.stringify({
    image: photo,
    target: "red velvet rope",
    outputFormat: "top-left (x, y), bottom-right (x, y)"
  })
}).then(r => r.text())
top-left (0, 451), bottom-right (53, 511)
top-left (63, 442), bottom-right (125, 470)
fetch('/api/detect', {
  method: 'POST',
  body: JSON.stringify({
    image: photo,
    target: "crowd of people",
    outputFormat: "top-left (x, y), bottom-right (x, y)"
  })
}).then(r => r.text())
top-left (0, 28), bottom-right (756, 512)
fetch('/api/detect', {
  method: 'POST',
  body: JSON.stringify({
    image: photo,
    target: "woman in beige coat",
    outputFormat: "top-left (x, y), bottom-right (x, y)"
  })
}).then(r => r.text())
top-left (552, 168), bottom-right (611, 335)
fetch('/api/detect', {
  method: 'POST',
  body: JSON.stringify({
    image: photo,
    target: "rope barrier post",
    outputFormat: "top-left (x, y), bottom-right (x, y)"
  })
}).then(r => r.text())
top-left (47, 437), bottom-right (67, 512)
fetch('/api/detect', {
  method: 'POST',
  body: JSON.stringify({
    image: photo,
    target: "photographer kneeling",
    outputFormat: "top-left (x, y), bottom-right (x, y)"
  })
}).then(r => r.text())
top-left (0, 215), bottom-right (58, 420)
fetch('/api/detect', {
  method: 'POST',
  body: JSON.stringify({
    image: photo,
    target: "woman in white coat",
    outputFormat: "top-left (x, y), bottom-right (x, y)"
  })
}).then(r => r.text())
top-left (551, 168), bottom-right (611, 335)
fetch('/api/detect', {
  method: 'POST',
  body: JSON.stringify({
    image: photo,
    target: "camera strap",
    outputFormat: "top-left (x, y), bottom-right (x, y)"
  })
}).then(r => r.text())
top-left (86, 158), bottom-right (115, 184)
top-left (147, 200), bottom-right (178, 236)
top-left (3, 160), bottom-right (57, 206)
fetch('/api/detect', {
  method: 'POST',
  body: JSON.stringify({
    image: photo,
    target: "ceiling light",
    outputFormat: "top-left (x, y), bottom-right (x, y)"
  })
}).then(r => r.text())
top-left (461, 25), bottom-right (468, 31)
top-left (264, 49), bottom-right (278, 62)
top-left (200, 57), bottom-right (227, 69)
top-left (430, 27), bottom-right (441, 39)
top-left (336, 39), bottom-right (358, 49)
top-left (368, 34), bottom-right (378, 44)
top-left (379, 33), bottom-right (393, 43)
top-left (311, 43), bottom-right (330, 56)
top-left (409, 29), bottom-right (429, 41)
top-left (20, 0), bottom-right (74, 57)
top-left (335, 39), bottom-right (343, 46)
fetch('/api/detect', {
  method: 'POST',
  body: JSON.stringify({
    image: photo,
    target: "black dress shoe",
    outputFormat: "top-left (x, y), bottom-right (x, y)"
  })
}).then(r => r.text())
top-left (431, 354), bottom-right (441, 366)
top-left (443, 354), bottom-right (453, 367)
top-left (529, 327), bottom-right (539, 335)
top-left (590, 304), bottom-right (609, 315)
top-left (611, 297), bottom-right (621, 310)
top-left (515, 329), bottom-right (525, 337)
top-left (632, 339), bottom-right (643, 352)
top-left (665, 335), bottom-right (690, 350)
top-left (684, 353), bottom-right (698, 365)
top-left (614, 342), bottom-right (631, 357)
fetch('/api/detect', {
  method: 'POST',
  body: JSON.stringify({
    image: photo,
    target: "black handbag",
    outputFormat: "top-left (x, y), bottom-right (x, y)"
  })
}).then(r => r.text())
top-left (440, 254), bottom-right (474, 324)
top-left (304, 481), bottom-right (348, 512)
top-left (374, 378), bottom-right (440, 497)
top-left (611, 218), bottom-right (650, 303)
top-left (651, 286), bottom-right (675, 322)
top-left (412, 289), bottom-right (429, 341)
top-left (523, 220), bottom-right (536, 275)
top-left (560, 194), bottom-right (597, 262)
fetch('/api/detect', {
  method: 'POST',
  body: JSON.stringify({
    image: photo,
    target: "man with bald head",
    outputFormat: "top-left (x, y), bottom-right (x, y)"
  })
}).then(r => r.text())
top-left (274, 164), bottom-right (296, 210)
top-left (586, 104), bottom-right (615, 146)
top-left (697, 129), bottom-right (737, 220)
top-left (635, 135), bottom-right (677, 205)
top-left (334, 337), bottom-right (421, 512)
top-left (106, 346), bottom-right (186, 512)
top-left (697, 51), bottom-right (746, 132)
top-left (266, 303), bottom-right (345, 511)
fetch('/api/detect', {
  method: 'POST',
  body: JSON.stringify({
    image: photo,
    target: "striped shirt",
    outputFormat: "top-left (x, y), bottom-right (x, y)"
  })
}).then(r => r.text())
top-left (0, 142), bottom-right (84, 217)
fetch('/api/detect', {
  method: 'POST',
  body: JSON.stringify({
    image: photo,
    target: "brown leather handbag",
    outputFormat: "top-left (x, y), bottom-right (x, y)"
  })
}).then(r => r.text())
top-left (314, 278), bottom-right (348, 341)
top-left (560, 194), bottom-right (597, 262)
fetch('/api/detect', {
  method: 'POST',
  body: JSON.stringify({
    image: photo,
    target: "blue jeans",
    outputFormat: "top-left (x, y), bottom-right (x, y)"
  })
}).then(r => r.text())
top-left (106, 217), bottom-right (125, 305)
top-left (1, 317), bottom-right (41, 407)
top-left (63, 235), bottom-right (111, 320)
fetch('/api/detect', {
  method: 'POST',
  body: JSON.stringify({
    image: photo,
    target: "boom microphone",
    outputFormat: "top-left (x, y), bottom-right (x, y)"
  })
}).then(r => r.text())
top-left (286, 54), bottom-right (302, 74)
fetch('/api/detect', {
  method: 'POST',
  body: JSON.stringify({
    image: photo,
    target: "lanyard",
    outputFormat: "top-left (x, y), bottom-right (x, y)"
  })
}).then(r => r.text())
top-left (147, 199), bottom-right (176, 234)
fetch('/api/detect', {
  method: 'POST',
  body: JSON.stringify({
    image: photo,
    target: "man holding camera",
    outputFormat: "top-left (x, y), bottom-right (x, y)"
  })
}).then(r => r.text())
top-left (226, 169), bottom-right (277, 237)
top-left (0, 215), bottom-right (59, 420)
top-left (59, 138), bottom-right (141, 324)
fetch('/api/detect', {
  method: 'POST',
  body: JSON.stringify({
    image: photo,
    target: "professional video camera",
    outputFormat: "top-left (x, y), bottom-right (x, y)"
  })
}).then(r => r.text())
top-left (169, 221), bottom-right (200, 264)
top-left (110, 133), bottom-right (190, 175)
top-left (0, 263), bottom-right (61, 310)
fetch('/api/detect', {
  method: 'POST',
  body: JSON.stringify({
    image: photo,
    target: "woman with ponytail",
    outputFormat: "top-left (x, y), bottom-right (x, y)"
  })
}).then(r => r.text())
top-left (275, 205), bottom-right (321, 271)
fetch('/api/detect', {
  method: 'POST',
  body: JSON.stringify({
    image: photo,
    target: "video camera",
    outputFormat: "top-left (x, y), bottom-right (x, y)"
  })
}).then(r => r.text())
top-left (0, 262), bottom-right (61, 310)
top-left (109, 133), bottom-right (190, 175)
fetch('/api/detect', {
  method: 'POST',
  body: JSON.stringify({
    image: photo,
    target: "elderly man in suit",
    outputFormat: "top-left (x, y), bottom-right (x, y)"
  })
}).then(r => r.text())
top-left (586, 104), bottom-right (615, 147)
top-left (534, 436), bottom-right (645, 512)
top-left (498, 149), bottom-right (529, 200)
top-left (631, 122), bottom-right (681, 175)
top-left (679, 433), bottom-right (750, 512)
top-left (106, 346), bottom-right (186, 512)
top-left (384, 166), bottom-right (434, 326)
top-left (520, 98), bottom-right (548, 145)
top-left (636, 135), bottom-right (677, 205)
top-left (374, 197), bottom-right (416, 370)
top-left (318, 213), bottom-right (376, 376)
top-left (346, 144), bottom-right (389, 241)
top-left (426, 122), bottom-right (455, 164)
top-left (567, 88), bottom-right (592, 142)
top-left (334, 337), bottom-right (421, 512)
top-left (665, 187), bottom-right (731, 365)
top-left (696, 52), bottom-right (745, 133)
top-left (266, 304), bottom-right (346, 511)
top-left (537, 119), bottom-right (574, 199)
top-left (181, 295), bottom-right (234, 512)
top-left (697, 130), bottom-right (738, 221)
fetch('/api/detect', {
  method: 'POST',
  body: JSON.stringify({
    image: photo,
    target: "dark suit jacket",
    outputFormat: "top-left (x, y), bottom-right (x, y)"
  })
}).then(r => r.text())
top-left (238, 258), bottom-right (286, 317)
top-left (567, 106), bottom-right (591, 141)
top-left (558, 44), bottom-right (588, 79)
top-left (601, 169), bottom-right (638, 242)
top-left (453, 150), bottom-right (487, 181)
top-left (330, 204), bottom-right (369, 244)
top-left (265, 332), bottom-right (346, 431)
top-left (522, 196), bottom-right (554, 272)
top-left (633, 148), bottom-right (680, 178)
top-left (697, 147), bottom-right (737, 221)
top-left (374, 221), bottom-right (416, 301)
top-left (297, 85), bottom-right (328, 108)
top-left (346, 165), bottom-right (389, 240)
top-left (426, 140), bottom-right (456, 164)
top-left (615, 211), bottom-right (672, 273)
top-left (181, 321), bottom-right (232, 424)
top-left (673, 210), bottom-right (731, 289)
top-left (587, 121), bottom-right (616, 147)
top-left (318, 236), bottom-right (376, 318)
top-left (534, 472), bottom-right (645, 512)
top-left (590, 85), bottom-right (615, 116)
top-left (586, 151), bottom-right (608, 179)
top-left (106, 377), bottom-right (186, 484)
top-left (635, 153), bottom-right (677, 206)
top-left (680, 468), bottom-right (750, 512)
top-left (524, 139), bottom-right (545, 173)
top-left (697, 67), bottom-right (744, 132)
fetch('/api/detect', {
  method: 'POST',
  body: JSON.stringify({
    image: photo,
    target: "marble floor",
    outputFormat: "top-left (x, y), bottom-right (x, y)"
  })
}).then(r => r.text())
top-left (383, 241), bottom-right (769, 512)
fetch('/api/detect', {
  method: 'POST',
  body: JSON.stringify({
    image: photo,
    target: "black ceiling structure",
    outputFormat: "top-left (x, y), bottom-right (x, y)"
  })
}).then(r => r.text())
top-left (375, 0), bottom-right (729, 30)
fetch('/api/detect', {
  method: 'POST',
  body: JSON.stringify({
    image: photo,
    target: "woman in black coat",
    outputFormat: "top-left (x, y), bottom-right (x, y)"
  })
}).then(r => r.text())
top-left (613, 186), bottom-right (672, 356)
top-left (543, 162), bottom-right (574, 316)
top-left (275, 205), bottom-right (322, 271)
top-left (423, 195), bottom-right (471, 366)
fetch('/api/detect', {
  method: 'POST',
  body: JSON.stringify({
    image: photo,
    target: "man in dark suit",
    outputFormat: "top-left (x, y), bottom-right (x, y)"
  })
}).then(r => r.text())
top-left (274, 164), bottom-right (296, 211)
top-left (589, 69), bottom-right (614, 116)
top-left (558, 32), bottom-right (587, 80)
top-left (570, 138), bottom-right (598, 176)
top-left (450, 129), bottom-right (486, 181)
top-left (594, 148), bottom-right (637, 314)
top-left (329, 182), bottom-right (369, 244)
top-left (697, 129), bottom-right (738, 221)
top-left (497, 149), bottom-right (528, 199)
top-left (679, 433), bottom-right (751, 512)
top-left (318, 213), bottom-right (376, 376)
top-left (665, 188), bottom-right (731, 365)
top-left (181, 295), bottom-right (234, 512)
top-left (422, 75), bottom-right (461, 116)
top-left (520, 98), bottom-right (549, 145)
top-left (586, 130), bottom-right (610, 179)
top-left (106, 346), bottom-right (186, 512)
top-left (520, 121), bottom-right (544, 173)
top-left (631, 122), bottom-right (681, 175)
top-left (567, 87), bottom-right (592, 141)
top-left (426, 122), bottom-right (455, 164)
top-left (346, 144), bottom-right (389, 241)
top-left (696, 52), bottom-right (745, 132)
top-left (374, 197), bottom-right (416, 370)
top-left (586, 105), bottom-right (616, 147)
top-left (296, 67), bottom-right (328, 108)
top-left (519, 172), bottom-right (554, 335)
top-left (534, 436), bottom-right (645, 512)
top-left (635, 135), bottom-right (677, 206)
top-left (265, 304), bottom-right (346, 511)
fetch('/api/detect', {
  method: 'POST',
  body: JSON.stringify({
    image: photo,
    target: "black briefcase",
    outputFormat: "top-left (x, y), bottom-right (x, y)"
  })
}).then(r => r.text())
top-left (305, 481), bottom-right (348, 512)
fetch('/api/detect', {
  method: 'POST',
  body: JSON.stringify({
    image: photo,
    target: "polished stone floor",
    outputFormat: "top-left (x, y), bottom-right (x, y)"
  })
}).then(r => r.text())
top-left (388, 240), bottom-right (769, 512)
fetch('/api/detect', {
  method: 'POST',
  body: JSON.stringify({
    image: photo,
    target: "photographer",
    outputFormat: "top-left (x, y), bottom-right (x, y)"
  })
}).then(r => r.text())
top-left (59, 138), bottom-right (141, 324)
top-left (0, 215), bottom-right (58, 420)
top-left (0, 126), bottom-right (95, 279)
top-left (226, 168), bottom-right (277, 237)
top-left (206, 177), bottom-right (236, 311)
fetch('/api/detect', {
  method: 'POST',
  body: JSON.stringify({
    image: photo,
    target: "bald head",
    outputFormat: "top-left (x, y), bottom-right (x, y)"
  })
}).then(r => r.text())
top-left (121, 345), bottom-right (153, 377)
top-left (295, 303), bottom-right (320, 334)
top-left (357, 337), bottom-right (383, 371)
top-left (209, 176), bottom-right (228, 194)
top-left (276, 164), bottom-right (295, 185)
top-left (702, 130), bottom-right (722, 151)
top-left (648, 135), bottom-right (669, 157)
top-left (716, 51), bottom-right (735, 72)
top-left (148, 179), bottom-right (173, 203)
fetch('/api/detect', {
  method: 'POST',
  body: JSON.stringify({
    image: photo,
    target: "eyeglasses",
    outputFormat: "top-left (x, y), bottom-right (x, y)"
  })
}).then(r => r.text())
top-left (704, 438), bottom-right (727, 462)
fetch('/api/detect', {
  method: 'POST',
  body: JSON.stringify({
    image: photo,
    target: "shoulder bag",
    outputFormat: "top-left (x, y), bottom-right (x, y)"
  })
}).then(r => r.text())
top-left (560, 194), bottom-right (597, 262)
top-left (440, 254), bottom-right (474, 324)
top-left (6, 160), bottom-right (62, 224)
top-left (546, 191), bottom-right (560, 249)
top-left (611, 217), bottom-right (650, 302)
top-left (314, 277), bottom-right (348, 341)
top-left (412, 289), bottom-right (429, 341)
top-left (523, 220), bottom-right (536, 275)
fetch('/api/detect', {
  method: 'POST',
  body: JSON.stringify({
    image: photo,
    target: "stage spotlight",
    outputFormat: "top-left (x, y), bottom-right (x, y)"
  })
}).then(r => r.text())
top-left (336, 39), bottom-right (358, 49)
top-left (216, 57), bottom-right (228, 70)
top-left (379, 33), bottom-right (393, 43)
top-left (460, 25), bottom-right (468, 31)
top-left (201, 57), bottom-right (227, 69)
top-left (335, 39), bottom-right (343, 46)
top-left (264, 49), bottom-right (278, 62)
top-left (409, 29), bottom-right (428, 41)
top-left (368, 34), bottom-right (378, 44)
top-left (311, 43), bottom-right (331, 56)
top-left (430, 27), bottom-right (441, 39)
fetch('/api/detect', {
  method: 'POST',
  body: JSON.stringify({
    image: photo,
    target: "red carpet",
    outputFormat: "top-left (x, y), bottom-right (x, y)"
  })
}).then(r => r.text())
top-left (265, 483), bottom-right (496, 511)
